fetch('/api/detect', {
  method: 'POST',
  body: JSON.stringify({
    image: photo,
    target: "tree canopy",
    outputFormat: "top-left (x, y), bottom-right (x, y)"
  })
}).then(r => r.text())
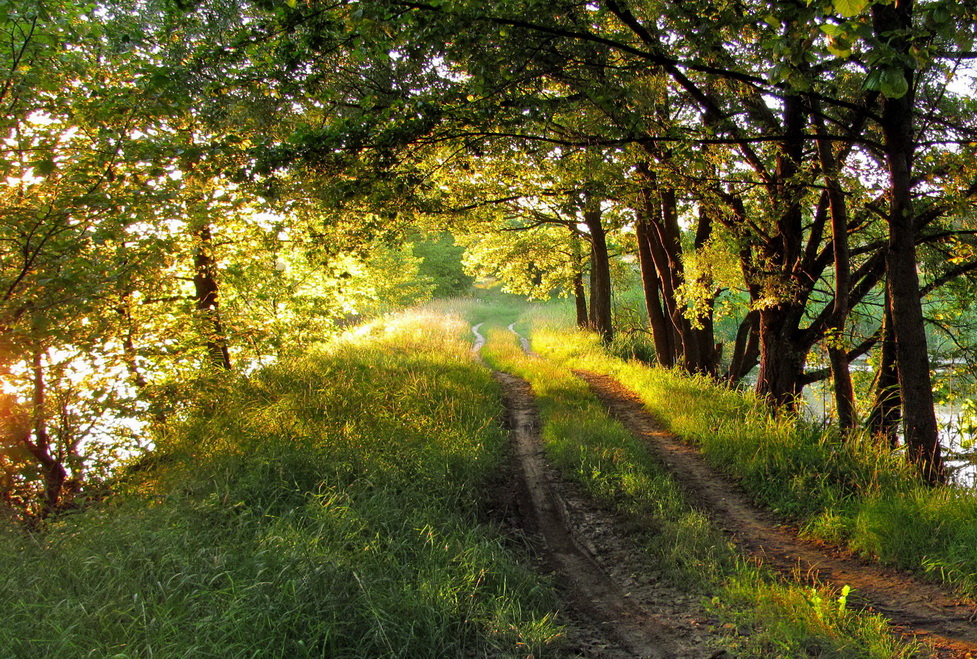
top-left (2, 0), bottom-right (976, 519)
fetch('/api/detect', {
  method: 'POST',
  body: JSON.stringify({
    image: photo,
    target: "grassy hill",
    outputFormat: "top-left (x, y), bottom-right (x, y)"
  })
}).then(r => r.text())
top-left (0, 309), bottom-right (561, 658)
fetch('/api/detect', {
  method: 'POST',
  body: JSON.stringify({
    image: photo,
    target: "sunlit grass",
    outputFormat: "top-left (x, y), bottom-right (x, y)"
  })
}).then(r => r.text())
top-left (0, 309), bottom-right (563, 658)
top-left (479, 311), bottom-right (918, 657)
top-left (528, 321), bottom-right (977, 600)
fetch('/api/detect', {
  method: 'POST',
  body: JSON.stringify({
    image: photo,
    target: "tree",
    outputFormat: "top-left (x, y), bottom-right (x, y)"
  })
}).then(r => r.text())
top-left (26, 0), bottom-right (964, 496)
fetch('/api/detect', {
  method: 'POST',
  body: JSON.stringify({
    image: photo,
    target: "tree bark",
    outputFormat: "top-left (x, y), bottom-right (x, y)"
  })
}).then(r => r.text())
top-left (873, 0), bottom-right (943, 484)
top-left (687, 205), bottom-right (718, 376)
top-left (194, 224), bottom-right (232, 371)
top-left (727, 310), bottom-right (760, 384)
top-left (753, 95), bottom-right (808, 408)
top-left (755, 307), bottom-right (807, 408)
top-left (867, 288), bottom-right (902, 447)
top-left (814, 109), bottom-right (857, 432)
top-left (635, 215), bottom-right (675, 366)
top-left (26, 348), bottom-right (67, 519)
top-left (573, 271), bottom-right (588, 329)
top-left (572, 229), bottom-right (589, 328)
top-left (637, 167), bottom-right (719, 372)
top-left (583, 198), bottom-right (613, 342)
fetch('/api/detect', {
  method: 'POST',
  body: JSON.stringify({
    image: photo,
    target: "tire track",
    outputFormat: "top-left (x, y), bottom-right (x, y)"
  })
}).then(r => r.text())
top-left (576, 369), bottom-right (977, 658)
top-left (475, 324), bottom-right (722, 657)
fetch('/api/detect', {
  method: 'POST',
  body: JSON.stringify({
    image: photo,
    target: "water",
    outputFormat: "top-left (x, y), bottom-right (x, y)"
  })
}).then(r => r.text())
top-left (801, 370), bottom-right (977, 487)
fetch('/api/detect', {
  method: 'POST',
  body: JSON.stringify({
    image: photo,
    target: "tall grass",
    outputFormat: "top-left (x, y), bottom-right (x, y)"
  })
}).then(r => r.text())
top-left (479, 320), bottom-right (915, 658)
top-left (528, 320), bottom-right (977, 598)
top-left (0, 310), bottom-right (562, 658)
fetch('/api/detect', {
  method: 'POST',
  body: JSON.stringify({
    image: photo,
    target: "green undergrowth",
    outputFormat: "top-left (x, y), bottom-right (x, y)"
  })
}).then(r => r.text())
top-left (480, 319), bottom-right (917, 658)
top-left (0, 310), bottom-right (562, 658)
top-left (529, 320), bottom-right (977, 599)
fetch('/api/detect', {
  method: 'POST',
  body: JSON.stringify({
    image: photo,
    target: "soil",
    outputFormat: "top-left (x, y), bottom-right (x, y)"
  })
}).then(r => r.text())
top-left (478, 324), bottom-right (726, 657)
top-left (492, 371), bottom-right (726, 658)
top-left (477, 324), bottom-right (977, 658)
top-left (574, 369), bottom-right (977, 659)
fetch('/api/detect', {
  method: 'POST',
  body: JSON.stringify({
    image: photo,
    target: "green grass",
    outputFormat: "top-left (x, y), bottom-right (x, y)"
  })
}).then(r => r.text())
top-left (0, 309), bottom-right (562, 658)
top-left (476, 310), bottom-right (918, 658)
top-left (527, 320), bottom-right (977, 599)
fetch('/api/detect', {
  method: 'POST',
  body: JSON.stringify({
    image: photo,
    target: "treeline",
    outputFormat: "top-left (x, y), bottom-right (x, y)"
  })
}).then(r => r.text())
top-left (2, 0), bottom-right (976, 519)
top-left (253, 0), bottom-right (972, 483)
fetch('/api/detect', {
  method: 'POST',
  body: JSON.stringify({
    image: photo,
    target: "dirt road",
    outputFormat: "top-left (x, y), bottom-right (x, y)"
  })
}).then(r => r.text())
top-left (576, 369), bottom-right (977, 658)
top-left (493, 370), bottom-right (725, 657)
top-left (478, 324), bottom-right (725, 656)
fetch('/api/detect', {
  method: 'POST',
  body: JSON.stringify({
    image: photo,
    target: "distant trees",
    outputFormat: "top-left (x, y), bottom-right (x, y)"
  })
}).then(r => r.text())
top-left (246, 0), bottom-right (976, 482)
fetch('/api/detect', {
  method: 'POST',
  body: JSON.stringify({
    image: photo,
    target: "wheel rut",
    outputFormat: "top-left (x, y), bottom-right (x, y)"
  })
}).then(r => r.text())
top-left (575, 369), bottom-right (977, 658)
top-left (476, 324), bottom-right (724, 657)
top-left (493, 371), bottom-right (720, 658)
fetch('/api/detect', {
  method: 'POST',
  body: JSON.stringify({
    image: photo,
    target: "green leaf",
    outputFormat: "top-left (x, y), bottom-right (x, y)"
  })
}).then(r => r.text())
top-left (879, 67), bottom-right (909, 98)
top-left (33, 159), bottom-right (57, 176)
top-left (833, 0), bottom-right (869, 18)
top-left (826, 37), bottom-right (852, 58)
top-left (863, 68), bottom-right (883, 91)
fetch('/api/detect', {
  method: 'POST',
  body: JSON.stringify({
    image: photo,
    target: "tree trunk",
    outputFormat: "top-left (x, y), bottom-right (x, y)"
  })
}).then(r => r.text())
top-left (687, 205), bottom-right (718, 376)
top-left (727, 310), bottom-right (760, 384)
top-left (829, 346), bottom-right (857, 432)
top-left (117, 294), bottom-right (148, 390)
top-left (755, 307), bottom-right (807, 408)
top-left (753, 95), bottom-right (808, 408)
top-left (635, 216), bottom-right (675, 366)
top-left (572, 230), bottom-right (589, 328)
top-left (873, 0), bottom-right (943, 484)
top-left (638, 168), bottom-right (706, 370)
top-left (574, 272), bottom-right (588, 328)
top-left (26, 349), bottom-right (67, 519)
top-left (583, 199), bottom-right (613, 343)
top-left (194, 224), bottom-right (232, 371)
top-left (867, 288), bottom-right (901, 447)
top-left (814, 110), bottom-right (857, 432)
top-left (650, 187), bottom-right (690, 365)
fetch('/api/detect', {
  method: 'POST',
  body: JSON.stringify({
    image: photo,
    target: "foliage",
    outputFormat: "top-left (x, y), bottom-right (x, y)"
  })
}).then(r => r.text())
top-left (411, 232), bottom-right (474, 299)
top-left (528, 319), bottom-right (977, 599)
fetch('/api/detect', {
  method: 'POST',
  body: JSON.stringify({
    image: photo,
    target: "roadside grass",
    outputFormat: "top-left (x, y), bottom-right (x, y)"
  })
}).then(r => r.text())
top-left (528, 321), bottom-right (977, 600)
top-left (479, 316), bottom-right (918, 658)
top-left (0, 310), bottom-right (562, 658)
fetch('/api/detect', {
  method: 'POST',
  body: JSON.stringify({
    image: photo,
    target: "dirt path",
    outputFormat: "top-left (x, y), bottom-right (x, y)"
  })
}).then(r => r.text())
top-left (493, 371), bottom-right (724, 658)
top-left (475, 324), bottom-right (724, 656)
top-left (575, 369), bottom-right (977, 658)
top-left (471, 322), bottom-right (486, 353)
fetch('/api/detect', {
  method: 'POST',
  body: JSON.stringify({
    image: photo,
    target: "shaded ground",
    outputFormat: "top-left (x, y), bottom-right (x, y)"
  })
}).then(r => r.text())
top-left (575, 369), bottom-right (977, 659)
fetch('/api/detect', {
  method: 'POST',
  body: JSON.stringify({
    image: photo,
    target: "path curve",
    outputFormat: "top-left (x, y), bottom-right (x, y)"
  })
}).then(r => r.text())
top-left (471, 322), bottom-right (486, 353)
top-left (576, 369), bottom-right (977, 658)
top-left (508, 322), bottom-right (536, 356)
